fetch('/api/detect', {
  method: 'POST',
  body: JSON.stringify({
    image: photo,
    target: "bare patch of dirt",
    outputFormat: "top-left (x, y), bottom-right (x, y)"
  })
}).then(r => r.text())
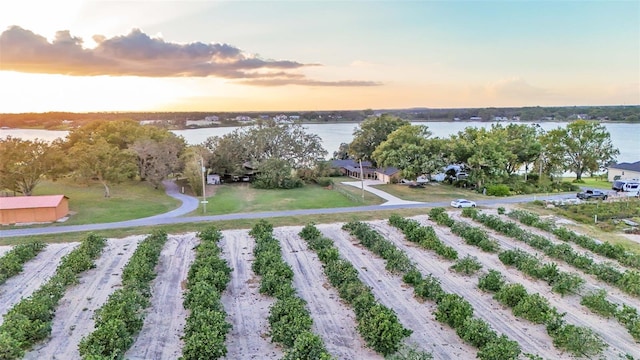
top-left (219, 229), bottom-right (282, 359)
top-left (125, 233), bottom-right (198, 360)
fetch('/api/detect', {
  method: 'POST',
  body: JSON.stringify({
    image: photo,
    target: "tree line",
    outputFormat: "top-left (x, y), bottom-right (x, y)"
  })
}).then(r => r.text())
top-left (0, 115), bottom-right (620, 198)
top-left (337, 115), bottom-right (619, 189)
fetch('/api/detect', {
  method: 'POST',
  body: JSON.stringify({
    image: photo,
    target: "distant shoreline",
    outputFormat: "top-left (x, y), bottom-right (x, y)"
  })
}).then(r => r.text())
top-left (2, 118), bottom-right (639, 132)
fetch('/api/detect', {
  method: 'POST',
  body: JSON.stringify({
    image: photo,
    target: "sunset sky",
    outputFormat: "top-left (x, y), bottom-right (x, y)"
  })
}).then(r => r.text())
top-left (0, 0), bottom-right (638, 113)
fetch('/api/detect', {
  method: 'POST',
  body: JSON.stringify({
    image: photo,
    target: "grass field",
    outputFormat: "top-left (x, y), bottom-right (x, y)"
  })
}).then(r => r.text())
top-left (195, 181), bottom-right (383, 215)
top-left (564, 177), bottom-right (612, 190)
top-left (374, 182), bottom-right (486, 202)
top-left (30, 179), bottom-right (180, 225)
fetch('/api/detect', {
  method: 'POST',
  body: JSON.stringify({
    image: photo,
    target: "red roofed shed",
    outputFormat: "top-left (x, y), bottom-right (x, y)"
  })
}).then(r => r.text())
top-left (0, 195), bottom-right (69, 225)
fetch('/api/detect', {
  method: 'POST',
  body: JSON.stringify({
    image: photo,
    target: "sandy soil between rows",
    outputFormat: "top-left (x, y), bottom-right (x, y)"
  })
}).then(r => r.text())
top-left (125, 233), bottom-right (198, 360)
top-left (220, 229), bottom-right (283, 359)
top-left (274, 226), bottom-right (381, 359)
top-left (24, 236), bottom-right (142, 360)
top-left (319, 223), bottom-right (477, 360)
top-left (420, 214), bottom-right (639, 358)
top-left (0, 243), bottom-right (79, 323)
top-left (0, 245), bottom-right (13, 258)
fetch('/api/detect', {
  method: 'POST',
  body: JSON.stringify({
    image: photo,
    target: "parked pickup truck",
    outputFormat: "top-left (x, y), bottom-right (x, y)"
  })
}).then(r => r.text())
top-left (576, 189), bottom-right (608, 200)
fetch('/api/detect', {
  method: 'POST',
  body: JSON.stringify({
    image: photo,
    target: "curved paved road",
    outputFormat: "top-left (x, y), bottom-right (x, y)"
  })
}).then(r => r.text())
top-left (0, 181), bottom-right (574, 238)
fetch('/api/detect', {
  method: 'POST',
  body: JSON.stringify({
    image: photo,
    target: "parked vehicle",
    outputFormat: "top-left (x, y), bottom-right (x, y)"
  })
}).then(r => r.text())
top-left (576, 189), bottom-right (608, 200)
top-left (612, 179), bottom-right (640, 193)
top-left (450, 199), bottom-right (476, 208)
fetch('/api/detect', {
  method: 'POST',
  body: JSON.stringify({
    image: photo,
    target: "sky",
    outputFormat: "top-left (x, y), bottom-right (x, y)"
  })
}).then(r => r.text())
top-left (0, 0), bottom-right (638, 113)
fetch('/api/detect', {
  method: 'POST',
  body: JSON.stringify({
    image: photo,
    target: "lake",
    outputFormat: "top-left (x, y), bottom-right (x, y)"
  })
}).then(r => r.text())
top-left (1, 121), bottom-right (638, 163)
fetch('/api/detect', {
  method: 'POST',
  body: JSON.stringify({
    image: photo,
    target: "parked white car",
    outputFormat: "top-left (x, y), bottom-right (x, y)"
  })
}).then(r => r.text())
top-left (450, 199), bottom-right (476, 208)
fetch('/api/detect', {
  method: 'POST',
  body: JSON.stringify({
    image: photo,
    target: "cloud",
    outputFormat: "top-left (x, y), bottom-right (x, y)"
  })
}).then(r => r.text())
top-left (239, 79), bottom-right (382, 87)
top-left (484, 77), bottom-right (549, 98)
top-left (0, 26), bottom-right (377, 87)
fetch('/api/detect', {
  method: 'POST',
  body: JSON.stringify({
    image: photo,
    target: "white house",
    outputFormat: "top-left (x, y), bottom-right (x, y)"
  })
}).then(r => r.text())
top-left (608, 161), bottom-right (640, 182)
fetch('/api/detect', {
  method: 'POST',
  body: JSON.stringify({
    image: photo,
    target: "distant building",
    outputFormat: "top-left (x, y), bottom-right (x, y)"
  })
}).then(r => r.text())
top-left (0, 195), bottom-right (69, 225)
top-left (608, 161), bottom-right (640, 182)
top-left (186, 118), bottom-right (220, 127)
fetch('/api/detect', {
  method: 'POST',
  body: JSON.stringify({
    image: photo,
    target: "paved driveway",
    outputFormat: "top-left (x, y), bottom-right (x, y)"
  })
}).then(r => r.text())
top-left (341, 180), bottom-right (424, 206)
top-left (0, 181), bottom-right (575, 238)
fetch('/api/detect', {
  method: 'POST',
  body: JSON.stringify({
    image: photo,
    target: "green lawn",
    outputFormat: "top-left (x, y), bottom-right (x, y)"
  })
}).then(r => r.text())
top-left (195, 181), bottom-right (383, 215)
top-left (374, 182), bottom-right (487, 202)
top-left (564, 177), bottom-right (612, 190)
top-left (29, 179), bottom-right (180, 225)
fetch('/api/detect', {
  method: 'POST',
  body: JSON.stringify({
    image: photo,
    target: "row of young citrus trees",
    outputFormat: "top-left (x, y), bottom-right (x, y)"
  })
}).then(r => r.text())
top-left (181, 226), bottom-right (232, 359)
top-left (0, 234), bottom-right (106, 359)
top-left (249, 220), bottom-right (332, 359)
top-left (426, 208), bottom-right (610, 357)
top-left (463, 209), bottom-right (640, 342)
top-left (0, 242), bottom-right (46, 286)
top-left (78, 230), bottom-right (168, 358)
top-left (342, 219), bottom-right (522, 359)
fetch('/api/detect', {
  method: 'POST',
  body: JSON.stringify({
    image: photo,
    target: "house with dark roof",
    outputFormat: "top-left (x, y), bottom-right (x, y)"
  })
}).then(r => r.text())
top-left (0, 195), bottom-right (69, 225)
top-left (330, 159), bottom-right (400, 184)
top-left (608, 161), bottom-right (640, 182)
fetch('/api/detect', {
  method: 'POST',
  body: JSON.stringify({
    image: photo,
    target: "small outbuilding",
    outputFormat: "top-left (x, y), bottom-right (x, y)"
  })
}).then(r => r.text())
top-left (0, 195), bottom-right (69, 225)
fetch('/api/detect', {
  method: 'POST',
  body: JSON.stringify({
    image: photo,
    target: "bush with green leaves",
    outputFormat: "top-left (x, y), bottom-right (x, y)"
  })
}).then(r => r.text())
top-left (282, 331), bottom-right (332, 360)
top-left (580, 289), bottom-right (618, 318)
top-left (478, 270), bottom-right (505, 293)
top-left (0, 233), bottom-right (106, 359)
top-left (450, 255), bottom-right (483, 275)
top-left (486, 184), bottom-right (510, 196)
top-left (0, 242), bottom-right (46, 285)
top-left (79, 230), bottom-right (167, 359)
top-left (389, 214), bottom-right (458, 260)
top-left (435, 293), bottom-right (474, 329)
top-left (342, 221), bottom-right (415, 274)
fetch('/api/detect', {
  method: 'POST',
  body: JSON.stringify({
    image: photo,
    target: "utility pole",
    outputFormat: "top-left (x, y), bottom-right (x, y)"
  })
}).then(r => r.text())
top-left (200, 157), bottom-right (207, 214)
top-left (359, 159), bottom-right (364, 200)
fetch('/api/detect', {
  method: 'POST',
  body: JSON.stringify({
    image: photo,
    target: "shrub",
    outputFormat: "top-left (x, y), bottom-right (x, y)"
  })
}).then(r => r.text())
top-left (435, 294), bottom-right (474, 329)
top-left (494, 283), bottom-right (527, 308)
top-left (358, 304), bottom-right (412, 355)
top-left (450, 255), bottom-right (483, 275)
top-left (457, 317), bottom-right (497, 348)
top-left (512, 293), bottom-right (552, 324)
top-left (580, 290), bottom-right (618, 318)
top-left (478, 270), bottom-right (505, 293)
top-left (486, 184), bottom-right (510, 197)
top-left (497, 207), bottom-right (506, 215)
top-left (476, 335), bottom-right (521, 360)
top-left (282, 331), bottom-right (332, 360)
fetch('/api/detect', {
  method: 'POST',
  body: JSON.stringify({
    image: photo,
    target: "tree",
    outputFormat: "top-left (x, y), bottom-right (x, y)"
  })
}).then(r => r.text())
top-left (68, 139), bottom-right (137, 197)
top-left (503, 124), bottom-right (542, 180)
top-left (67, 119), bottom-right (184, 186)
top-left (181, 145), bottom-right (210, 197)
top-left (372, 125), bottom-right (446, 180)
top-left (253, 158), bottom-right (303, 189)
top-left (349, 114), bottom-right (409, 165)
top-left (332, 142), bottom-right (351, 160)
top-left (204, 120), bottom-right (327, 188)
top-left (542, 120), bottom-right (619, 180)
top-left (448, 127), bottom-right (510, 188)
top-left (131, 135), bottom-right (185, 188)
top-left (0, 137), bottom-right (56, 195)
